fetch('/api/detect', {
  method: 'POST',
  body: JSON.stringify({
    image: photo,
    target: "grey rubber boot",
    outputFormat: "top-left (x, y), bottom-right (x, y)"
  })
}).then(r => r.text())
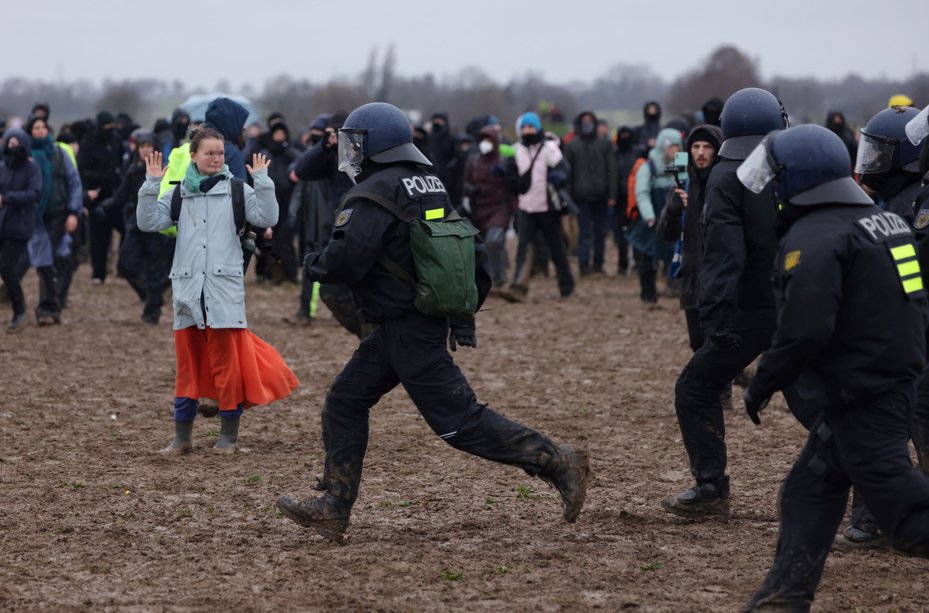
top-left (213, 416), bottom-right (239, 452)
top-left (161, 421), bottom-right (194, 454)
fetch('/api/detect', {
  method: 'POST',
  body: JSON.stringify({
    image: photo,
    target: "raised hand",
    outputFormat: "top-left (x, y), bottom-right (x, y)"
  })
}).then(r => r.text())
top-left (247, 152), bottom-right (271, 174)
top-left (145, 151), bottom-right (166, 178)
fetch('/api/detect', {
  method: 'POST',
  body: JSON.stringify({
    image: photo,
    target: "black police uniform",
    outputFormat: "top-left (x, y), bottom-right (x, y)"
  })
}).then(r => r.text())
top-left (301, 163), bottom-right (569, 508)
top-left (671, 156), bottom-right (815, 500)
top-left (913, 176), bottom-right (929, 469)
top-left (744, 205), bottom-right (929, 610)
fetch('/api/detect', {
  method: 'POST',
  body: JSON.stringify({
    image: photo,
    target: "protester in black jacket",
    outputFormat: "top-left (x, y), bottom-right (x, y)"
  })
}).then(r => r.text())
top-left (116, 132), bottom-right (169, 324)
top-left (612, 126), bottom-right (639, 274)
top-left (0, 129), bottom-right (43, 333)
top-left (78, 111), bottom-right (125, 283)
top-left (257, 122), bottom-right (299, 284)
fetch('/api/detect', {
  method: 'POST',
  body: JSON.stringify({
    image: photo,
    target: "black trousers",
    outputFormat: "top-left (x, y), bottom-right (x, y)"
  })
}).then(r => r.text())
top-left (746, 390), bottom-right (929, 611)
top-left (674, 311), bottom-right (777, 483)
top-left (318, 310), bottom-right (560, 504)
top-left (0, 238), bottom-right (28, 317)
top-left (634, 249), bottom-right (657, 302)
top-left (117, 226), bottom-right (169, 320)
top-left (510, 210), bottom-right (574, 297)
top-left (90, 199), bottom-right (124, 281)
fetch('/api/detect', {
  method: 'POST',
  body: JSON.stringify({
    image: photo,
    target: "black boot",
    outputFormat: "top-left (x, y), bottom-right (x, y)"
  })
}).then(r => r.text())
top-left (213, 416), bottom-right (239, 453)
top-left (661, 477), bottom-right (730, 520)
top-left (539, 444), bottom-right (591, 523)
top-left (161, 421), bottom-right (193, 454)
top-left (276, 494), bottom-right (352, 544)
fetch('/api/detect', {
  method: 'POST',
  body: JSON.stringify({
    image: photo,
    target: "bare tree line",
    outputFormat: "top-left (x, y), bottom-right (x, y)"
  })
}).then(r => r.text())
top-left (1, 45), bottom-right (925, 134)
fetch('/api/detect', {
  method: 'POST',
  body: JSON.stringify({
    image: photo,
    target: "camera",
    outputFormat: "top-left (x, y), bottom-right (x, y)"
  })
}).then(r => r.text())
top-left (665, 151), bottom-right (688, 189)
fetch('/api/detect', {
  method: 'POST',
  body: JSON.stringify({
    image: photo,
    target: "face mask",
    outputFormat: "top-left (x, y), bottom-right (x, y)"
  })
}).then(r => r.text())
top-left (432, 123), bottom-right (446, 134)
top-left (521, 133), bottom-right (541, 146)
top-left (478, 140), bottom-right (494, 155)
top-left (309, 134), bottom-right (323, 146)
top-left (5, 145), bottom-right (26, 165)
top-left (580, 120), bottom-right (595, 136)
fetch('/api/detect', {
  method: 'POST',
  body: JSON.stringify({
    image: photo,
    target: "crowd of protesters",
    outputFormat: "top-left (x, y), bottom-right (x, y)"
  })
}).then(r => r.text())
top-left (0, 95), bottom-right (890, 334)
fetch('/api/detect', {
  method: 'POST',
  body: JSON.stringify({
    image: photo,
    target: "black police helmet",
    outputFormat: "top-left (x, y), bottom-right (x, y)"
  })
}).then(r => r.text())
top-left (719, 87), bottom-right (788, 160)
top-left (856, 106), bottom-right (922, 175)
top-left (342, 102), bottom-right (432, 166)
top-left (750, 125), bottom-right (872, 206)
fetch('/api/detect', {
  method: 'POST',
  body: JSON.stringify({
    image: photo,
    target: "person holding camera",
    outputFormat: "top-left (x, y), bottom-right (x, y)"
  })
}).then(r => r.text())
top-left (656, 124), bottom-right (722, 350)
top-left (137, 128), bottom-right (298, 454)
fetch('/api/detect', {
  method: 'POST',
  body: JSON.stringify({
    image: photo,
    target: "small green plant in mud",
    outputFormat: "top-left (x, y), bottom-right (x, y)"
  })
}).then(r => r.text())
top-left (63, 481), bottom-right (85, 490)
top-left (245, 474), bottom-right (261, 485)
top-left (440, 569), bottom-right (464, 581)
top-left (515, 485), bottom-right (541, 499)
top-left (484, 497), bottom-right (498, 506)
top-left (493, 564), bottom-right (511, 576)
top-left (205, 430), bottom-right (219, 437)
top-left (640, 561), bottom-right (665, 572)
top-left (177, 507), bottom-right (193, 519)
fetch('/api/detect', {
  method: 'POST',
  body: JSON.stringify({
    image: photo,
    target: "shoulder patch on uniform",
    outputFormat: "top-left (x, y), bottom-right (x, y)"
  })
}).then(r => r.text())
top-left (784, 250), bottom-right (801, 272)
top-left (915, 209), bottom-right (929, 230)
top-left (335, 208), bottom-right (354, 227)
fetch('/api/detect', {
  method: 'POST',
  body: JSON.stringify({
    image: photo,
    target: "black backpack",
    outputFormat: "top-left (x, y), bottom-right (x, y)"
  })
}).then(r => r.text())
top-left (169, 177), bottom-right (256, 270)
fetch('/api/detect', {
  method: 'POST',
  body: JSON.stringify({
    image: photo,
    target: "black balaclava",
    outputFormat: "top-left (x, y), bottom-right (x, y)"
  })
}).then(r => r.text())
top-left (616, 126), bottom-right (635, 152)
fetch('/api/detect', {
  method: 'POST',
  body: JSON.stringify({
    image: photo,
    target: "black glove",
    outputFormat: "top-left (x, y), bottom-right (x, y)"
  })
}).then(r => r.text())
top-left (302, 249), bottom-right (322, 277)
top-left (448, 319), bottom-right (477, 352)
top-left (743, 387), bottom-right (770, 425)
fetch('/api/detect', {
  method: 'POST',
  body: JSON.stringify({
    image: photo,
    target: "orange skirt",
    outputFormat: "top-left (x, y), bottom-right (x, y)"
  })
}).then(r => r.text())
top-left (174, 327), bottom-right (299, 410)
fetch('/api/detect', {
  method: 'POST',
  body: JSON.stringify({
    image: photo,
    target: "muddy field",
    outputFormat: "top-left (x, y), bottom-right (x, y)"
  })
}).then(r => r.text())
top-left (1, 249), bottom-right (927, 612)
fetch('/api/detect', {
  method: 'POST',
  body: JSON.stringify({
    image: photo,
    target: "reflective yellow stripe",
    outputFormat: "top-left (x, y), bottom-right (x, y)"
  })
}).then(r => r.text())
top-left (891, 244), bottom-right (916, 260)
top-left (897, 260), bottom-right (921, 278)
top-left (903, 277), bottom-right (924, 293)
top-left (424, 208), bottom-right (444, 221)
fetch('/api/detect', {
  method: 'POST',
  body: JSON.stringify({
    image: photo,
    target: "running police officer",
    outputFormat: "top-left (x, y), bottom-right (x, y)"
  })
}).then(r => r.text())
top-left (663, 88), bottom-right (796, 518)
top-left (276, 103), bottom-right (589, 543)
top-left (736, 124), bottom-right (929, 611)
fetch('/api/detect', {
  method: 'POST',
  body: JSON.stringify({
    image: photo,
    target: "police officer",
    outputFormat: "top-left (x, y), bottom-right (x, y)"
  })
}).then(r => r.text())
top-left (845, 104), bottom-right (929, 546)
top-left (276, 103), bottom-right (590, 543)
top-left (737, 124), bottom-right (929, 612)
top-left (663, 88), bottom-right (796, 518)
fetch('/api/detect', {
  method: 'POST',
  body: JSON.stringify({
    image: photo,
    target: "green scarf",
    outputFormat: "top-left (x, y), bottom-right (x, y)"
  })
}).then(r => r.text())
top-left (184, 162), bottom-right (231, 193)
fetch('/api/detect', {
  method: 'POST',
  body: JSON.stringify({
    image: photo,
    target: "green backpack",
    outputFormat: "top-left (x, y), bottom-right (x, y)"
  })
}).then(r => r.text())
top-left (342, 190), bottom-right (480, 318)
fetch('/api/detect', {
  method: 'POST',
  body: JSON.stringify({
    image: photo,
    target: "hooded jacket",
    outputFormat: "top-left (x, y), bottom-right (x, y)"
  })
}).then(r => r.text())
top-left (634, 101), bottom-right (662, 149)
top-left (137, 169), bottom-right (278, 330)
top-left (77, 121), bottom-right (123, 199)
top-left (0, 129), bottom-right (43, 240)
top-left (564, 111), bottom-right (617, 204)
top-left (824, 111), bottom-right (858, 172)
top-left (205, 98), bottom-right (250, 180)
top-left (463, 126), bottom-right (513, 233)
top-left (657, 124), bottom-right (723, 309)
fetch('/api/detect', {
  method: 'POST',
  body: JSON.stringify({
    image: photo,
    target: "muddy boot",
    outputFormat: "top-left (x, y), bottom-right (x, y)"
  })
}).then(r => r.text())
top-left (161, 421), bottom-right (193, 454)
top-left (276, 493), bottom-right (352, 544)
top-left (213, 416), bottom-right (239, 453)
top-left (539, 445), bottom-right (591, 523)
top-left (661, 477), bottom-right (730, 520)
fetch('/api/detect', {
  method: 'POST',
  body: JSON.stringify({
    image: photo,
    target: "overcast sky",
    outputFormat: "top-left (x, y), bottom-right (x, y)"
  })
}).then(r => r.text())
top-left (9, 0), bottom-right (926, 89)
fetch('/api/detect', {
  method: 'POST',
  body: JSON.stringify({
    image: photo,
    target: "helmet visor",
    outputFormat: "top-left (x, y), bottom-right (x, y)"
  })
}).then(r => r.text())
top-left (737, 139), bottom-right (779, 194)
top-left (855, 132), bottom-right (896, 174)
top-left (905, 104), bottom-right (929, 146)
top-left (337, 129), bottom-right (366, 179)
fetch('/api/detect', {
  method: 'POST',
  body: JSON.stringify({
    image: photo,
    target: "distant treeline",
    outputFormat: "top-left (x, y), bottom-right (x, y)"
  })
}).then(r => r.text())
top-left (2, 45), bottom-right (926, 136)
